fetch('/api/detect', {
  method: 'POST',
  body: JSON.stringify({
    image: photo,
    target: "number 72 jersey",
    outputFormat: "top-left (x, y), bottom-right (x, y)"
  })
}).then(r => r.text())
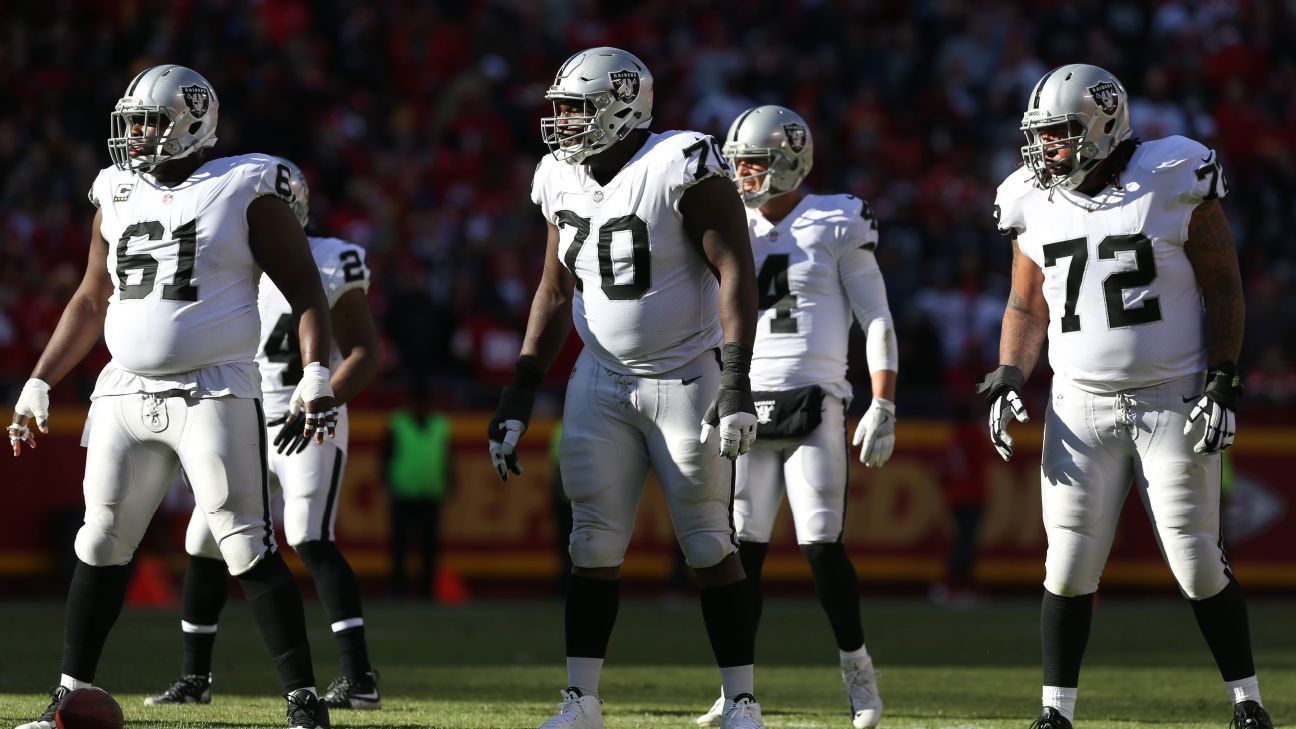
top-left (994, 135), bottom-right (1227, 393)
top-left (531, 130), bottom-right (729, 375)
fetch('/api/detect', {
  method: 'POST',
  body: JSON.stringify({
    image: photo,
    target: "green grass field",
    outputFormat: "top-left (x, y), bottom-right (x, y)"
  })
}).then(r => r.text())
top-left (0, 597), bottom-right (1291, 728)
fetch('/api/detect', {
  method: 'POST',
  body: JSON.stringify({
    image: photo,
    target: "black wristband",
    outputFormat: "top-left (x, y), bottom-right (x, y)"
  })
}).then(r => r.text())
top-left (512, 355), bottom-right (544, 390)
top-left (720, 342), bottom-right (753, 376)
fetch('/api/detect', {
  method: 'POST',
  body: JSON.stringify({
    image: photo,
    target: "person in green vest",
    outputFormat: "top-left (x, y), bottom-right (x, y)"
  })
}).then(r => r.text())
top-left (384, 384), bottom-right (454, 599)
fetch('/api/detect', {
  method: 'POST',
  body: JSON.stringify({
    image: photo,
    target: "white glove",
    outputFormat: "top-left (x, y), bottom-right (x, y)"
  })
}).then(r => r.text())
top-left (852, 398), bottom-right (896, 467)
top-left (288, 362), bottom-right (337, 442)
top-left (9, 378), bottom-right (51, 456)
top-left (988, 389), bottom-right (1029, 461)
top-left (700, 411), bottom-right (758, 460)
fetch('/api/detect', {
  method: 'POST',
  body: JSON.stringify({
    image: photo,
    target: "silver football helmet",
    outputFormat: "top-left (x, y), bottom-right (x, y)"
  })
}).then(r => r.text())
top-left (541, 47), bottom-right (653, 164)
top-left (1020, 64), bottom-right (1132, 190)
top-left (108, 65), bottom-right (219, 173)
top-left (273, 156), bottom-right (310, 227)
top-left (722, 105), bottom-right (814, 208)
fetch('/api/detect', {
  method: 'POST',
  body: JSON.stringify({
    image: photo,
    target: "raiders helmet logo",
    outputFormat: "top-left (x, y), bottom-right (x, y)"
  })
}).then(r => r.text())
top-left (783, 123), bottom-right (807, 152)
top-left (1087, 81), bottom-right (1120, 115)
top-left (608, 69), bottom-right (641, 103)
top-left (181, 84), bottom-right (211, 118)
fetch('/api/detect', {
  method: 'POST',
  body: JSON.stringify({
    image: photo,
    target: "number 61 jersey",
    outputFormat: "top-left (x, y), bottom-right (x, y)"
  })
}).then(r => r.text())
top-left (256, 237), bottom-right (370, 420)
top-left (89, 153), bottom-right (294, 397)
top-left (994, 135), bottom-right (1227, 393)
top-left (531, 130), bottom-right (729, 375)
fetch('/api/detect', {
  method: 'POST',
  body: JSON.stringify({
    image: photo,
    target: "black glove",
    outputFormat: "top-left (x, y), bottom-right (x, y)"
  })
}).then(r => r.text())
top-left (272, 413), bottom-right (311, 455)
top-left (700, 343), bottom-right (758, 459)
top-left (1184, 362), bottom-right (1242, 454)
top-left (976, 364), bottom-right (1029, 461)
top-left (488, 356), bottom-right (543, 480)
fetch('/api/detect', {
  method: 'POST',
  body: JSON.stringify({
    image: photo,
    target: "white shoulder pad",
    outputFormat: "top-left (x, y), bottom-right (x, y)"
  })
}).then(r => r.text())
top-left (993, 166), bottom-right (1035, 239)
top-left (232, 153), bottom-right (296, 206)
top-left (655, 130), bottom-right (732, 195)
top-left (1135, 136), bottom-right (1228, 206)
top-left (311, 236), bottom-right (370, 307)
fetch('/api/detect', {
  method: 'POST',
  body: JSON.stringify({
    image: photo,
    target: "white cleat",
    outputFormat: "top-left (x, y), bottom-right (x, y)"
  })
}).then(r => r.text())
top-left (538, 688), bottom-right (604, 729)
top-left (720, 694), bottom-right (764, 729)
top-left (696, 695), bottom-right (725, 726)
top-left (842, 657), bottom-right (883, 728)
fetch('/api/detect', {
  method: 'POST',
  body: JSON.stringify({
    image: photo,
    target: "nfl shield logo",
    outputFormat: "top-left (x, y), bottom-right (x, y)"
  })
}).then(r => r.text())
top-left (1087, 81), bottom-right (1119, 115)
top-left (608, 69), bottom-right (641, 103)
top-left (783, 123), bottom-right (807, 152)
top-left (181, 84), bottom-right (211, 118)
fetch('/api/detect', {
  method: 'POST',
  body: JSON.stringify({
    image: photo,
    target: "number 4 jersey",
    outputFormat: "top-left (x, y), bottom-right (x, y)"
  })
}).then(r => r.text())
top-left (994, 135), bottom-right (1226, 393)
top-left (256, 237), bottom-right (370, 419)
top-left (531, 130), bottom-right (728, 375)
top-left (89, 153), bottom-right (297, 398)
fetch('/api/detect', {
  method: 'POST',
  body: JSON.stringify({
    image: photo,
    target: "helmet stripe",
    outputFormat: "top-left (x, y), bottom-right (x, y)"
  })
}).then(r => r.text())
top-left (1033, 67), bottom-right (1059, 110)
top-left (730, 107), bottom-right (758, 142)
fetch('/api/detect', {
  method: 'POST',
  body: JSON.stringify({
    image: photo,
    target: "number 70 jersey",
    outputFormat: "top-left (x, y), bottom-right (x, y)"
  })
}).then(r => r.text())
top-left (994, 135), bottom-right (1227, 393)
top-left (531, 130), bottom-right (729, 375)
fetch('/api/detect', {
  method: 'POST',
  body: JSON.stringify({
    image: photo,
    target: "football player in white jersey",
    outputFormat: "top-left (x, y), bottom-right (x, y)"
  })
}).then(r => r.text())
top-left (486, 48), bottom-right (765, 729)
top-left (695, 106), bottom-right (896, 729)
top-left (147, 158), bottom-right (382, 711)
top-left (981, 64), bottom-right (1271, 729)
top-left (8, 65), bottom-right (333, 729)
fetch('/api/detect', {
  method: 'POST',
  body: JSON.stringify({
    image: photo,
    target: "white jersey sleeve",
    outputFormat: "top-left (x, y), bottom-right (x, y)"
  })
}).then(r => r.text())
top-left (836, 197), bottom-right (896, 373)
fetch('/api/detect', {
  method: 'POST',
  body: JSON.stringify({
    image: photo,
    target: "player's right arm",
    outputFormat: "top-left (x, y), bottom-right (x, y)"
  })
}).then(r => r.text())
top-left (977, 238), bottom-right (1048, 461)
top-left (9, 208), bottom-right (114, 456)
top-left (488, 220), bottom-right (575, 480)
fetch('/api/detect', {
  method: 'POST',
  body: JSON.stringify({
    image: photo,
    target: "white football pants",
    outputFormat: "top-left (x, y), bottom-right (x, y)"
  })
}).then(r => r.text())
top-left (1041, 373), bottom-right (1230, 600)
top-left (560, 348), bottom-right (737, 569)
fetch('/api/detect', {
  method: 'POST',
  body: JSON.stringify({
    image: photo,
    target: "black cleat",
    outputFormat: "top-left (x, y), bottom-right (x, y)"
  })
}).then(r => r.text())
top-left (144, 673), bottom-right (212, 705)
top-left (1030, 707), bottom-right (1073, 729)
top-left (285, 688), bottom-right (330, 729)
top-left (1232, 701), bottom-right (1273, 729)
top-left (321, 670), bottom-right (382, 710)
top-left (15, 685), bottom-right (69, 729)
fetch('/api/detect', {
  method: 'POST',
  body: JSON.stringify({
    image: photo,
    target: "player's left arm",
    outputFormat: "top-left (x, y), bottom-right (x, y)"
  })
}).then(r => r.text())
top-left (328, 288), bottom-right (380, 406)
top-left (248, 195), bottom-right (337, 441)
top-left (1182, 198), bottom-right (1245, 453)
top-left (681, 175), bottom-right (759, 458)
top-left (1184, 199), bottom-right (1245, 369)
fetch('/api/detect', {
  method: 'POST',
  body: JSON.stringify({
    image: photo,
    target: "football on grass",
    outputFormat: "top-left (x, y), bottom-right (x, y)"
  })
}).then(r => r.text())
top-left (55, 687), bottom-right (124, 729)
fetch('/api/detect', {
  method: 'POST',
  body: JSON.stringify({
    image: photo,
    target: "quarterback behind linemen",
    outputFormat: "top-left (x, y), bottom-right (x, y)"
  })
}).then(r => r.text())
top-left (980, 64), bottom-right (1272, 729)
top-left (486, 47), bottom-right (766, 729)
top-left (8, 65), bottom-right (333, 729)
top-left (149, 157), bottom-right (383, 711)
top-left (695, 105), bottom-right (897, 729)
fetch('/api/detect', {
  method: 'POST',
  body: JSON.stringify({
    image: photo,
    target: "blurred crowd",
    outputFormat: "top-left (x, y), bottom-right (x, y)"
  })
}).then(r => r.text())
top-left (3, 0), bottom-right (1296, 418)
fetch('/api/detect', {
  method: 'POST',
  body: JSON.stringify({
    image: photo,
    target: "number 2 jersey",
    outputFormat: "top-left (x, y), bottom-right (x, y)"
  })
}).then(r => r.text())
top-left (531, 131), bottom-right (728, 375)
top-left (994, 135), bottom-right (1227, 393)
top-left (746, 193), bottom-right (888, 400)
top-left (256, 236), bottom-right (371, 420)
top-left (88, 153), bottom-right (293, 399)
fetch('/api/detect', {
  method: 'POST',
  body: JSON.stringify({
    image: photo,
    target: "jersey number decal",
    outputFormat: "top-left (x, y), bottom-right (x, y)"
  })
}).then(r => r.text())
top-left (756, 254), bottom-right (797, 333)
top-left (555, 210), bottom-right (650, 300)
top-left (682, 138), bottom-right (730, 182)
top-left (1041, 233), bottom-right (1161, 333)
top-left (262, 313), bottom-right (302, 386)
top-left (339, 249), bottom-right (366, 283)
top-left (116, 219), bottom-right (199, 301)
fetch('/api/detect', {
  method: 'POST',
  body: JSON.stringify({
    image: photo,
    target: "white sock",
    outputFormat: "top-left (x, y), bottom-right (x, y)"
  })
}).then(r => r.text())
top-left (59, 674), bottom-right (91, 690)
top-left (1043, 686), bottom-right (1077, 721)
top-left (720, 665), bottom-right (754, 700)
top-left (566, 657), bottom-right (604, 697)
top-left (839, 643), bottom-right (871, 665)
top-left (1226, 676), bottom-right (1262, 706)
